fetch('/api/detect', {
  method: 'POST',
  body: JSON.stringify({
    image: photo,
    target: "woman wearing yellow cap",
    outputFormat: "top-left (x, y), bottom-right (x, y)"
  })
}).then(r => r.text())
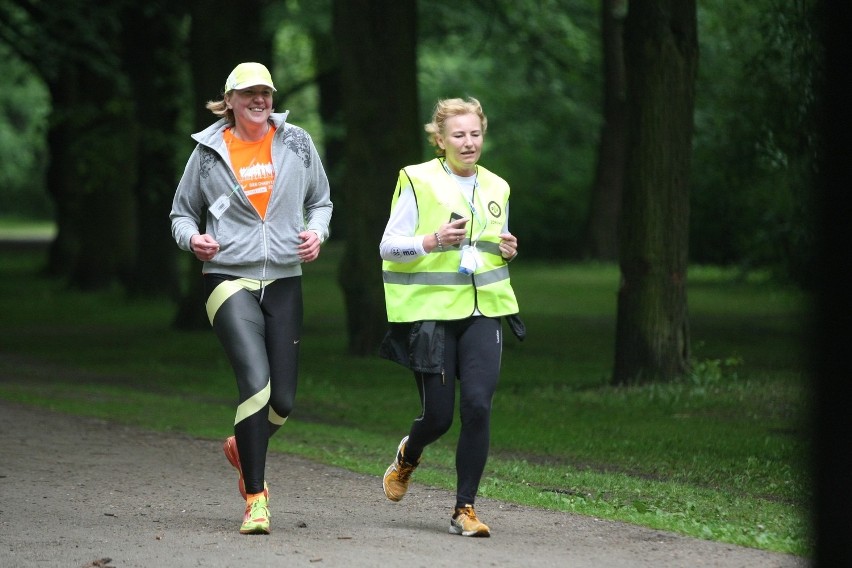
top-left (170, 62), bottom-right (333, 535)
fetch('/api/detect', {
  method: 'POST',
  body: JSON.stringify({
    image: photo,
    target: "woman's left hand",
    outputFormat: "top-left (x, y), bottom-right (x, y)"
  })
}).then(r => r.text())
top-left (298, 230), bottom-right (322, 263)
top-left (499, 232), bottom-right (519, 260)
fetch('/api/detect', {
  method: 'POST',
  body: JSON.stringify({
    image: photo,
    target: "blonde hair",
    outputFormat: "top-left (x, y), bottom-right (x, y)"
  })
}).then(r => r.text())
top-left (424, 97), bottom-right (488, 156)
top-left (205, 96), bottom-right (235, 126)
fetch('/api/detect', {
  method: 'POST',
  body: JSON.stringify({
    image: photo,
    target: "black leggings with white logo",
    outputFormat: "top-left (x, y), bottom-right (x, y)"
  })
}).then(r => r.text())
top-left (204, 273), bottom-right (303, 496)
top-left (402, 316), bottom-right (503, 508)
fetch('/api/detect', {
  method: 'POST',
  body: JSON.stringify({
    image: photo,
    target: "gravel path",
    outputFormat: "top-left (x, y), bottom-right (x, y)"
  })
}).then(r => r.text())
top-left (0, 399), bottom-right (808, 568)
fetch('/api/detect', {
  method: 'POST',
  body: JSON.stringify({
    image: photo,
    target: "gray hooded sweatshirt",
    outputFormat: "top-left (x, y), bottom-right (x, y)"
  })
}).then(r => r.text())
top-left (170, 112), bottom-right (333, 280)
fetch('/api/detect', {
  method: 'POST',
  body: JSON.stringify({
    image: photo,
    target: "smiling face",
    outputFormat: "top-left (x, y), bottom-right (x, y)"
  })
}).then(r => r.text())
top-left (436, 113), bottom-right (484, 176)
top-left (226, 85), bottom-right (274, 134)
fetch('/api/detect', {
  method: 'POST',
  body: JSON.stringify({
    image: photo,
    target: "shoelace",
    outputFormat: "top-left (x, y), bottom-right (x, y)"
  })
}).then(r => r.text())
top-left (246, 499), bottom-right (269, 519)
top-left (397, 461), bottom-right (416, 480)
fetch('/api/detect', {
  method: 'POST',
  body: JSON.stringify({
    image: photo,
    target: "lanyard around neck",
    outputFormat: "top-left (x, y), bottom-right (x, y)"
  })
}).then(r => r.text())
top-left (440, 158), bottom-right (487, 243)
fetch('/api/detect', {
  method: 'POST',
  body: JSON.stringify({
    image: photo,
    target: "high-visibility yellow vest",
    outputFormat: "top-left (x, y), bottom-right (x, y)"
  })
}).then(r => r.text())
top-left (382, 158), bottom-right (519, 322)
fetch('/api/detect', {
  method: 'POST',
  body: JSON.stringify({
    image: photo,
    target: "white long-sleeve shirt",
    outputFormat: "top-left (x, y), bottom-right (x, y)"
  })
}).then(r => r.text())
top-left (379, 171), bottom-right (508, 262)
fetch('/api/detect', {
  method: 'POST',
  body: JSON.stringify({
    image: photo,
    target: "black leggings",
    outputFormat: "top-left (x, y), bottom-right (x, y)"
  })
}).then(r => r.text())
top-left (204, 274), bottom-right (303, 495)
top-left (403, 316), bottom-right (503, 507)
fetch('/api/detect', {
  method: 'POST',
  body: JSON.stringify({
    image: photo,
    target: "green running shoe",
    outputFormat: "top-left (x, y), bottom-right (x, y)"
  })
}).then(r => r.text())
top-left (239, 495), bottom-right (270, 535)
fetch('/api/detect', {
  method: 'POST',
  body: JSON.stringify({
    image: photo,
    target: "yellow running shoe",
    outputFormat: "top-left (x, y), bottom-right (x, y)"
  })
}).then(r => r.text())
top-left (382, 436), bottom-right (419, 502)
top-left (239, 494), bottom-right (270, 535)
top-left (449, 504), bottom-right (491, 537)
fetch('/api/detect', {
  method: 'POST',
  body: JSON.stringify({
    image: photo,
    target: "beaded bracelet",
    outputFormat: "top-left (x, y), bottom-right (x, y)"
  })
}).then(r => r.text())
top-left (434, 231), bottom-right (444, 251)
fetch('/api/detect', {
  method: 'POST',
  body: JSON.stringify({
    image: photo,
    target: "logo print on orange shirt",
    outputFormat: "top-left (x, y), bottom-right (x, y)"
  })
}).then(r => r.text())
top-left (226, 127), bottom-right (276, 218)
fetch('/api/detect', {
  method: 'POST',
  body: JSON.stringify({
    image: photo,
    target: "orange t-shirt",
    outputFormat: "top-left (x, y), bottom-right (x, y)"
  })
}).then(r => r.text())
top-left (224, 126), bottom-right (276, 219)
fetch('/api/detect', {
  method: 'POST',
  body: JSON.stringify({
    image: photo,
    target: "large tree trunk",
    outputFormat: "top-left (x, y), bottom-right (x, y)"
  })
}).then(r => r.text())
top-left (29, 6), bottom-right (136, 289)
top-left (65, 49), bottom-right (137, 291)
top-left (43, 69), bottom-right (80, 279)
top-left (582, 0), bottom-right (628, 261)
top-left (122, 1), bottom-right (187, 298)
top-left (332, 0), bottom-right (421, 356)
top-left (612, 0), bottom-right (698, 385)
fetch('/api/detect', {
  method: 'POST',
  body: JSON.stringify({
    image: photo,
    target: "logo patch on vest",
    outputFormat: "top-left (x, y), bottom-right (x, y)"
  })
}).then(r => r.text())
top-left (488, 201), bottom-right (502, 218)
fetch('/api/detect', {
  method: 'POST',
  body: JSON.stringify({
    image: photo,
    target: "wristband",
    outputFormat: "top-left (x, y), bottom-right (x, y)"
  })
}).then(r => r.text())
top-left (434, 232), bottom-right (444, 251)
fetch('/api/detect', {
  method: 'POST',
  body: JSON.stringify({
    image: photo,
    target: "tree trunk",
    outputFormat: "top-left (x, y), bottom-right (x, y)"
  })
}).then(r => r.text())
top-left (312, 27), bottom-right (346, 241)
top-left (612, 0), bottom-right (698, 385)
top-left (43, 68), bottom-right (81, 279)
top-left (332, 0), bottom-right (421, 356)
top-left (122, 1), bottom-right (187, 298)
top-left (582, 0), bottom-right (628, 261)
top-left (65, 53), bottom-right (137, 291)
top-left (31, 7), bottom-right (136, 289)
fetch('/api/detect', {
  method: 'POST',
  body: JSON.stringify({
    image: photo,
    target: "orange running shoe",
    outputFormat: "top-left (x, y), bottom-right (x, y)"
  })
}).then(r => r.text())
top-left (449, 504), bottom-right (491, 537)
top-left (382, 436), bottom-right (419, 502)
top-left (223, 436), bottom-right (268, 500)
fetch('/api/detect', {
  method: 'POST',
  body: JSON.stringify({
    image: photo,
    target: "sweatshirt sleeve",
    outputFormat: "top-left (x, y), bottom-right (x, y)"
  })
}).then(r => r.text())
top-left (169, 146), bottom-right (205, 252)
top-left (302, 135), bottom-right (333, 242)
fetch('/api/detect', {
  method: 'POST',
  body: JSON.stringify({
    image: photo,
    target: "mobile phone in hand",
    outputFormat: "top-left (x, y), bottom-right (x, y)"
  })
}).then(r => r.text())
top-left (449, 212), bottom-right (467, 247)
top-left (449, 212), bottom-right (467, 225)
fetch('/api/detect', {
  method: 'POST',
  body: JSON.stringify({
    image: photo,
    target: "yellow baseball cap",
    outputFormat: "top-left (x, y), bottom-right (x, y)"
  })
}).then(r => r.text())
top-left (224, 62), bottom-right (276, 92)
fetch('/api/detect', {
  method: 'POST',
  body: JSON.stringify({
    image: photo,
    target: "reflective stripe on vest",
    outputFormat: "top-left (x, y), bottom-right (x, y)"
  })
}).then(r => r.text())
top-left (383, 264), bottom-right (510, 287)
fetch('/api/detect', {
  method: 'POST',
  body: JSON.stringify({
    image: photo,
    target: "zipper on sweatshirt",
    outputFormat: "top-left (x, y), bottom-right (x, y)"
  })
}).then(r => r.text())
top-left (223, 159), bottom-right (272, 301)
top-left (259, 221), bottom-right (269, 303)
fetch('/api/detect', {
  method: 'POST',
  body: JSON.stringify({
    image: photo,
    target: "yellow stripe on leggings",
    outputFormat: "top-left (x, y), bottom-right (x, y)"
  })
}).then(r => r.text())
top-left (235, 380), bottom-right (271, 426)
top-left (268, 407), bottom-right (288, 426)
top-left (205, 278), bottom-right (268, 325)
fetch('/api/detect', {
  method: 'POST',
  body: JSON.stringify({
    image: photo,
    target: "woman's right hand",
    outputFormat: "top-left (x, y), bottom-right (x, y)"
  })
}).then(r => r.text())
top-left (189, 233), bottom-right (220, 261)
top-left (429, 217), bottom-right (469, 251)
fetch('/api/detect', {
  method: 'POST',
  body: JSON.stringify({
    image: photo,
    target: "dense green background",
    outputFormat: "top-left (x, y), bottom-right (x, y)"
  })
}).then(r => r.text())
top-left (0, 0), bottom-right (818, 276)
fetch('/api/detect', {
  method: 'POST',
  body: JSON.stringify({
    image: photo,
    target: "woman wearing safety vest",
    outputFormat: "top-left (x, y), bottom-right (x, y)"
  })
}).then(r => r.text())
top-left (378, 97), bottom-right (524, 537)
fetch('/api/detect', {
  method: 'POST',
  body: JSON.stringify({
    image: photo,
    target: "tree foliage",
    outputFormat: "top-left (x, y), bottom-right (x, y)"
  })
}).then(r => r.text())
top-left (0, 0), bottom-right (820, 274)
top-left (0, 43), bottom-right (50, 218)
top-left (418, 0), bottom-right (601, 259)
top-left (691, 0), bottom-right (819, 284)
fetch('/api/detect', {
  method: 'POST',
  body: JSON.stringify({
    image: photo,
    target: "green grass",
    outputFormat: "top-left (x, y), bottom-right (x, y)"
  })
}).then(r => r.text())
top-left (0, 239), bottom-right (811, 556)
top-left (0, 217), bottom-right (55, 239)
